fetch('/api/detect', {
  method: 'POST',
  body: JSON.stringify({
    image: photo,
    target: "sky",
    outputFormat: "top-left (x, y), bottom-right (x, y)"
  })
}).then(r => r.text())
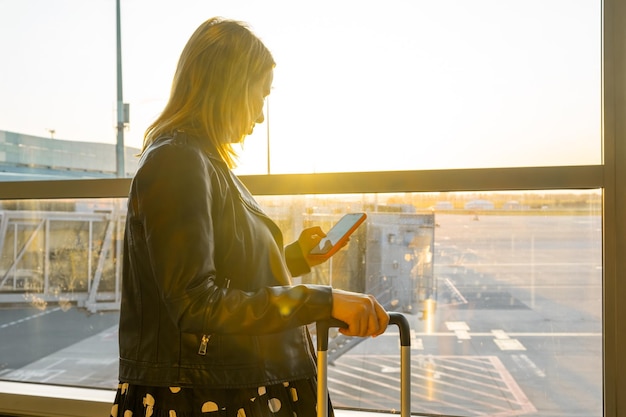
top-left (0, 0), bottom-right (602, 174)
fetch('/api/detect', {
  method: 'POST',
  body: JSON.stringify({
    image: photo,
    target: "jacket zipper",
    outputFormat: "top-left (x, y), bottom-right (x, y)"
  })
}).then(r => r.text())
top-left (198, 334), bottom-right (211, 355)
top-left (198, 277), bottom-right (227, 356)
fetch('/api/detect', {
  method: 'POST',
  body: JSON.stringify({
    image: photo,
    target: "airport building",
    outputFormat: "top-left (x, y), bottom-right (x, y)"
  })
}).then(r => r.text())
top-left (0, 130), bottom-right (139, 180)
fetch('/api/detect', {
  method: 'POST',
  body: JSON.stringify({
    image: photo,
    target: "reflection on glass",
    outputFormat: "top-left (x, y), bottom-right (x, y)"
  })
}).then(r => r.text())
top-left (0, 192), bottom-right (601, 417)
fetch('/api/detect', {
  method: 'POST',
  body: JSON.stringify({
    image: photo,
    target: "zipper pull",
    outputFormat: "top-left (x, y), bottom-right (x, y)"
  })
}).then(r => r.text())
top-left (198, 334), bottom-right (211, 355)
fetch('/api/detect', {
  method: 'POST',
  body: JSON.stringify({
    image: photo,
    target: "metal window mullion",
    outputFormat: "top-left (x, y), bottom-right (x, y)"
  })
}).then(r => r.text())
top-left (601, 0), bottom-right (626, 416)
top-left (44, 218), bottom-right (49, 296)
top-left (88, 220), bottom-right (93, 292)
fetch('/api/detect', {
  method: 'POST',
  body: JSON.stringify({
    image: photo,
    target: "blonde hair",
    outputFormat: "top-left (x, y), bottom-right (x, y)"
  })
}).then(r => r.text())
top-left (142, 17), bottom-right (275, 168)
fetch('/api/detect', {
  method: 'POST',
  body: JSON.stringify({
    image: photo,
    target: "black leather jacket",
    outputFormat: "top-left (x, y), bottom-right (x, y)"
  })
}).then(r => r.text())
top-left (118, 133), bottom-right (333, 388)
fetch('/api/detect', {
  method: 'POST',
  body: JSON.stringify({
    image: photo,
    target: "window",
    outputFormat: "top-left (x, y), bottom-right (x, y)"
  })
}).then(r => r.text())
top-left (1, 0), bottom-right (625, 416)
top-left (0, 189), bottom-right (603, 416)
top-left (0, 1), bottom-right (601, 178)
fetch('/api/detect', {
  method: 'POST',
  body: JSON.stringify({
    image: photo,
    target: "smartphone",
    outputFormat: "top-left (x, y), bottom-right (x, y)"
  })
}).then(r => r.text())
top-left (309, 212), bottom-right (367, 259)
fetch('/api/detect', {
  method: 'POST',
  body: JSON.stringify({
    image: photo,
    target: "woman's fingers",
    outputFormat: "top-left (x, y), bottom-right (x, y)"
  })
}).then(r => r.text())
top-left (332, 290), bottom-right (389, 337)
top-left (298, 226), bottom-right (326, 252)
top-left (372, 300), bottom-right (390, 337)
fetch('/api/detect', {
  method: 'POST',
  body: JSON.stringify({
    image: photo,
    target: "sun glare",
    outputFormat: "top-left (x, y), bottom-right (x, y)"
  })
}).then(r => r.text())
top-left (0, 0), bottom-right (601, 175)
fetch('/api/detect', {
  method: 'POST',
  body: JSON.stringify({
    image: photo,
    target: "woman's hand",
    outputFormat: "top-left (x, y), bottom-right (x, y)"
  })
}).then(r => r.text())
top-left (331, 289), bottom-right (389, 337)
top-left (298, 226), bottom-right (352, 267)
top-left (298, 226), bottom-right (328, 267)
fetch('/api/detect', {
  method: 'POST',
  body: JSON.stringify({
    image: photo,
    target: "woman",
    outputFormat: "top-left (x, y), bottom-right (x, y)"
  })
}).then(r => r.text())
top-left (112, 17), bottom-right (389, 417)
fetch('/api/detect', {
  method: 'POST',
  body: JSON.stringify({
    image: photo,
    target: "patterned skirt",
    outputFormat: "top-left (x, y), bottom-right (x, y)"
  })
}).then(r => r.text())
top-left (110, 378), bottom-right (334, 417)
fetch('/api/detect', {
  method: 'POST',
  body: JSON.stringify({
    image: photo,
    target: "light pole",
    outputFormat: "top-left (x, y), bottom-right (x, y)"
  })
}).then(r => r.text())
top-left (115, 0), bottom-right (126, 178)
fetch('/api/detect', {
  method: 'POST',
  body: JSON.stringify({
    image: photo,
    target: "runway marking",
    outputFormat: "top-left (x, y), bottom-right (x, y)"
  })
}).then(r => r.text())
top-left (2, 369), bottom-right (65, 383)
top-left (1, 324), bottom-right (120, 388)
top-left (380, 331), bottom-right (601, 337)
top-left (0, 307), bottom-right (61, 329)
top-left (503, 332), bottom-right (601, 337)
top-left (491, 329), bottom-right (526, 350)
top-left (445, 262), bottom-right (600, 267)
top-left (494, 338), bottom-right (526, 350)
top-left (511, 354), bottom-right (546, 378)
top-left (43, 358), bottom-right (66, 370)
top-left (445, 321), bottom-right (469, 331)
top-left (329, 354), bottom-right (536, 416)
top-left (455, 330), bottom-right (471, 339)
top-left (443, 277), bottom-right (468, 304)
top-left (492, 329), bottom-right (509, 339)
top-left (445, 321), bottom-right (471, 340)
top-left (491, 356), bottom-right (538, 414)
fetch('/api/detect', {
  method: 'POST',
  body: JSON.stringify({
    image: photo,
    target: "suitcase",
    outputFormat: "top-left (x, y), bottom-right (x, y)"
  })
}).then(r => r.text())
top-left (316, 312), bottom-right (411, 417)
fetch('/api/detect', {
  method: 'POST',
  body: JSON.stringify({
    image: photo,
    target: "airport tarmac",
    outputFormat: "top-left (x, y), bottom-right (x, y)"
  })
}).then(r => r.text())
top-left (0, 214), bottom-right (603, 417)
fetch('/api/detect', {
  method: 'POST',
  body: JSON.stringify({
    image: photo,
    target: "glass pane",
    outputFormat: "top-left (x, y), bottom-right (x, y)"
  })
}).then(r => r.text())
top-left (0, 0), bottom-right (601, 179)
top-left (0, 191), bottom-right (601, 417)
top-left (0, 198), bottom-right (123, 388)
top-left (301, 191), bottom-right (602, 417)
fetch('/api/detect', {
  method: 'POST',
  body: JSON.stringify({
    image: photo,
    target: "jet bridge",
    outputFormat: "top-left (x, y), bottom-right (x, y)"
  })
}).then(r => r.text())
top-left (0, 205), bottom-right (124, 313)
top-left (0, 204), bottom-right (437, 326)
top-left (304, 211), bottom-right (436, 363)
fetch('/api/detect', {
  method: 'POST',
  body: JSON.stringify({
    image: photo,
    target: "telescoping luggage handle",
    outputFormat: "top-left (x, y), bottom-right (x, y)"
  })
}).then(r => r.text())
top-left (316, 312), bottom-right (411, 417)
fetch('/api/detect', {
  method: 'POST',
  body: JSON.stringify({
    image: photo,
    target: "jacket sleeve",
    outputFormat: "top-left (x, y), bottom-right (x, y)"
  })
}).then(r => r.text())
top-left (284, 241), bottom-right (312, 277)
top-left (132, 142), bottom-right (333, 335)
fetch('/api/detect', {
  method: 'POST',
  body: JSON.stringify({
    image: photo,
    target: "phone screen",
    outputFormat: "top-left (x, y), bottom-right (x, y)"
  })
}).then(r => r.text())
top-left (309, 213), bottom-right (366, 256)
